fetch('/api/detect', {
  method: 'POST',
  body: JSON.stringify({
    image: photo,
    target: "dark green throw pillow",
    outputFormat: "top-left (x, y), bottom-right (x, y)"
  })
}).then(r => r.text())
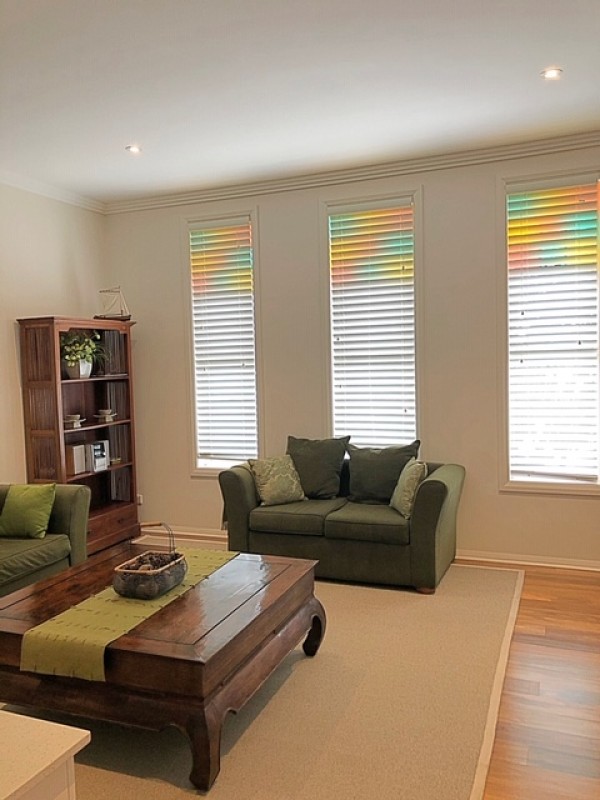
top-left (0, 483), bottom-right (56, 538)
top-left (347, 441), bottom-right (420, 503)
top-left (286, 435), bottom-right (350, 499)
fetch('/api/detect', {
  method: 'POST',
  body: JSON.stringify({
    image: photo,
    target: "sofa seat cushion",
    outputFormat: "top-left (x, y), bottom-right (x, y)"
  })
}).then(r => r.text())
top-left (324, 502), bottom-right (410, 545)
top-left (0, 534), bottom-right (71, 589)
top-left (250, 497), bottom-right (347, 535)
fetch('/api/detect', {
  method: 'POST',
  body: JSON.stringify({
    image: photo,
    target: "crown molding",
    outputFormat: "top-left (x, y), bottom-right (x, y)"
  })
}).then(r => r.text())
top-left (0, 169), bottom-right (105, 213)
top-left (105, 130), bottom-right (600, 215)
top-left (3, 130), bottom-right (599, 216)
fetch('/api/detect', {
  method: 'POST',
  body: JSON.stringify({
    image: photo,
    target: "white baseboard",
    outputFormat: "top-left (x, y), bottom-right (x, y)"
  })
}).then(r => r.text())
top-left (136, 527), bottom-right (227, 550)
top-left (457, 549), bottom-right (600, 572)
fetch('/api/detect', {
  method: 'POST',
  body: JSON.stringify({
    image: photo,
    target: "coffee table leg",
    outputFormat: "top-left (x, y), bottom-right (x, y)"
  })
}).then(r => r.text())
top-left (302, 598), bottom-right (326, 656)
top-left (184, 595), bottom-right (326, 789)
top-left (186, 704), bottom-right (222, 791)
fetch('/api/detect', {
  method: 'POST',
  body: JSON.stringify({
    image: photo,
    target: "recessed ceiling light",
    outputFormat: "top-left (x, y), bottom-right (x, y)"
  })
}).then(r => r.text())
top-left (125, 144), bottom-right (142, 154)
top-left (540, 66), bottom-right (563, 80)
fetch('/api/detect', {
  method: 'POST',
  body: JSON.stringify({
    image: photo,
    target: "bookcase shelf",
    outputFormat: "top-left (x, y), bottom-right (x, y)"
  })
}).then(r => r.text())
top-left (17, 316), bottom-right (140, 554)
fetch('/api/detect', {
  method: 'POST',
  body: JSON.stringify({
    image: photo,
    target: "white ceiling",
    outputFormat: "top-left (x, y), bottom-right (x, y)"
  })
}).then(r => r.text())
top-left (1, 0), bottom-right (599, 206)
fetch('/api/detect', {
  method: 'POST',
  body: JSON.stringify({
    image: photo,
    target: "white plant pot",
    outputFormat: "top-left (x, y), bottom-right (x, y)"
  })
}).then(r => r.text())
top-left (64, 359), bottom-right (93, 380)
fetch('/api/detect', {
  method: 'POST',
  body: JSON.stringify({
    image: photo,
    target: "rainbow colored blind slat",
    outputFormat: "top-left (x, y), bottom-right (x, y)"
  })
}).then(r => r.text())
top-left (329, 203), bottom-right (416, 447)
top-left (507, 181), bottom-right (600, 482)
top-left (507, 184), bottom-right (598, 270)
top-left (329, 206), bottom-right (414, 277)
top-left (189, 219), bottom-right (257, 462)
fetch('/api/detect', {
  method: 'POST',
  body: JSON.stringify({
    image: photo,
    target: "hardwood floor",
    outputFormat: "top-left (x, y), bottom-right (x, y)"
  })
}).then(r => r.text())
top-left (464, 562), bottom-right (600, 800)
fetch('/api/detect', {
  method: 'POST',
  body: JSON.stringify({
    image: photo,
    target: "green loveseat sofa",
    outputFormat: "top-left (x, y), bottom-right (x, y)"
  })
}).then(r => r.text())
top-left (0, 484), bottom-right (91, 596)
top-left (219, 460), bottom-right (465, 593)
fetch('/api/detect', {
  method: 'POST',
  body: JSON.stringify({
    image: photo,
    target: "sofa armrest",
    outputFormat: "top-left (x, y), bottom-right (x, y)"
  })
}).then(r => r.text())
top-left (409, 463), bottom-right (466, 591)
top-left (218, 464), bottom-right (260, 551)
top-left (48, 484), bottom-right (91, 566)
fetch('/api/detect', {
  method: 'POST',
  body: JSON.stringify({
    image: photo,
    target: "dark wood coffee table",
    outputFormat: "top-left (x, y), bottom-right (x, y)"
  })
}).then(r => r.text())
top-left (0, 545), bottom-right (326, 790)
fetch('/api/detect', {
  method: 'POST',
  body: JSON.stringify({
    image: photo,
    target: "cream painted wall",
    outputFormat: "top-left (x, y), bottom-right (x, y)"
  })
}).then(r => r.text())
top-left (105, 144), bottom-right (600, 567)
top-left (4, 145), bottom-right (598, 566)
top-left (0, 183), bottom-right (106, 482)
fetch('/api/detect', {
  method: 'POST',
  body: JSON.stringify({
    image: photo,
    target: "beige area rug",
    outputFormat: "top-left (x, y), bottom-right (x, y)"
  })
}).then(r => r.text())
top-left (6, 564), bottom-right (523, 800)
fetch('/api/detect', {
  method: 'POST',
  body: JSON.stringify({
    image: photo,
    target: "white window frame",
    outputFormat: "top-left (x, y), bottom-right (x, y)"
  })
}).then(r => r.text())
top-left (325, 193), bottom-right (421, 448)
top-left (186, 212), bottom-right (261, 473)
top-left (498, 171), bottom-right (600, 496)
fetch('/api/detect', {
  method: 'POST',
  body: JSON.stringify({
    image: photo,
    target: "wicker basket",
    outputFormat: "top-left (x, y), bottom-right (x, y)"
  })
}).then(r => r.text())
top-left (113, 522), bottom-right (188, 600)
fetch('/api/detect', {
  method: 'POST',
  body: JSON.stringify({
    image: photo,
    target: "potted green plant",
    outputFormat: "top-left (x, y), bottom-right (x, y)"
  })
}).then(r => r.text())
top-left (60, 330), bottom-right (105, 379)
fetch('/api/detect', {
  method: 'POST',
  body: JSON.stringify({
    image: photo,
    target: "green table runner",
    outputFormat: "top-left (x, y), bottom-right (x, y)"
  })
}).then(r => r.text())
top-left (20, 549), bottom-right (237, 682)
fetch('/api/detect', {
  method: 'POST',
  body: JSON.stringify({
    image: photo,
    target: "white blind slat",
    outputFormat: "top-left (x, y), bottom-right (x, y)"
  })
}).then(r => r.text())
top-left (329, 203), bottom-right (416, 448)
top-left (507, 183), bottom-right (599, 482)
top-left (190, 218), bottom-right (257, 462)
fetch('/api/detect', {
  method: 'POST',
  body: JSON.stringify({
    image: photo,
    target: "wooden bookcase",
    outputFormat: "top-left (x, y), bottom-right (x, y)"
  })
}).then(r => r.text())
top-left (17, 316), bottom-right (140, 554)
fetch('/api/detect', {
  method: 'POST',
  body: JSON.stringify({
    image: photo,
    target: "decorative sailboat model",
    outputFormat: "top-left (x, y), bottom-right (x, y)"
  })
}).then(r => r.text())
top-left (94, 286), bottom-right (131, 321)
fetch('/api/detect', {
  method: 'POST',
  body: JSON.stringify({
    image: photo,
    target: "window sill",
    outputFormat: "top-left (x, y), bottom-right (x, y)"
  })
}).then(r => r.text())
top-left (500, 478), bottom-right (600, 497)
top-left (192, 459), bottom-right (245, 479)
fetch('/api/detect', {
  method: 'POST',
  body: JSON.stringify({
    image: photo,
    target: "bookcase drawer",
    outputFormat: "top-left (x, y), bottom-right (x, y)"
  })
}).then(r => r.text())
top-left (88, 503), bottom-right (139, 554)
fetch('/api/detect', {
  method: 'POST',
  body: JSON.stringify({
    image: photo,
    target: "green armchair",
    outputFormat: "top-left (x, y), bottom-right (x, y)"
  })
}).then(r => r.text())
top-left (0, 484), bottom-right (91, 596)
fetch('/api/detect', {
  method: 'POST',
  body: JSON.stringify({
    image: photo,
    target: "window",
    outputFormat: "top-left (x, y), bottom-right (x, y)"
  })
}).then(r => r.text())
top-left (189, 217), bottom-right (258, 465)
top-left (328, 201), bottom-right (416, 447)
top-left (507, 180), bottom-right (599, 484)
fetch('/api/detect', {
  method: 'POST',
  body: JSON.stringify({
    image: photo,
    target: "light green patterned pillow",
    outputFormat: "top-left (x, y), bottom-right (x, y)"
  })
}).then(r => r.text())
top-left (389, 458), bottom-right (428, 518)
top-left (249, 455), bottom-right (305, 506)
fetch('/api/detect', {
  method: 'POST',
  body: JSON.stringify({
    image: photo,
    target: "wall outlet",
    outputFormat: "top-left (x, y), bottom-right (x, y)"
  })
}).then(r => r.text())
top-left (136, 493), bottom-right (143, 505)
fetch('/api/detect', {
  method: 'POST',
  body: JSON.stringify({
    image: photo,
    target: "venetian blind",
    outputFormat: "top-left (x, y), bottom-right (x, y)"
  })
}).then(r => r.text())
top-left (189, 218), bottom-right (258, 462)
top-left (507, 182), bottom-right (599, 482)
top-left (329, 203), bottom-right (416, 447)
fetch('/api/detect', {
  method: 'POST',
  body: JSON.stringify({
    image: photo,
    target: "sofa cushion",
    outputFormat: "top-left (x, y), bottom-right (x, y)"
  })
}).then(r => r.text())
top-left (347, 441), bottom-right (420, 503)
top-left (390, 458), bottom-right (428, 518)
top-left (250, 497), bottom-right (347, 535)
top-left (248, 455), bottom-right (305, 506)
top-left (0, 483), bottom-right (56, 539)
top-left (286, 435), bottom-right (350, 498)
top-left (324, 501), bottom-right (410, 545)
top-left (0, 534), bottom-right (71, 589)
